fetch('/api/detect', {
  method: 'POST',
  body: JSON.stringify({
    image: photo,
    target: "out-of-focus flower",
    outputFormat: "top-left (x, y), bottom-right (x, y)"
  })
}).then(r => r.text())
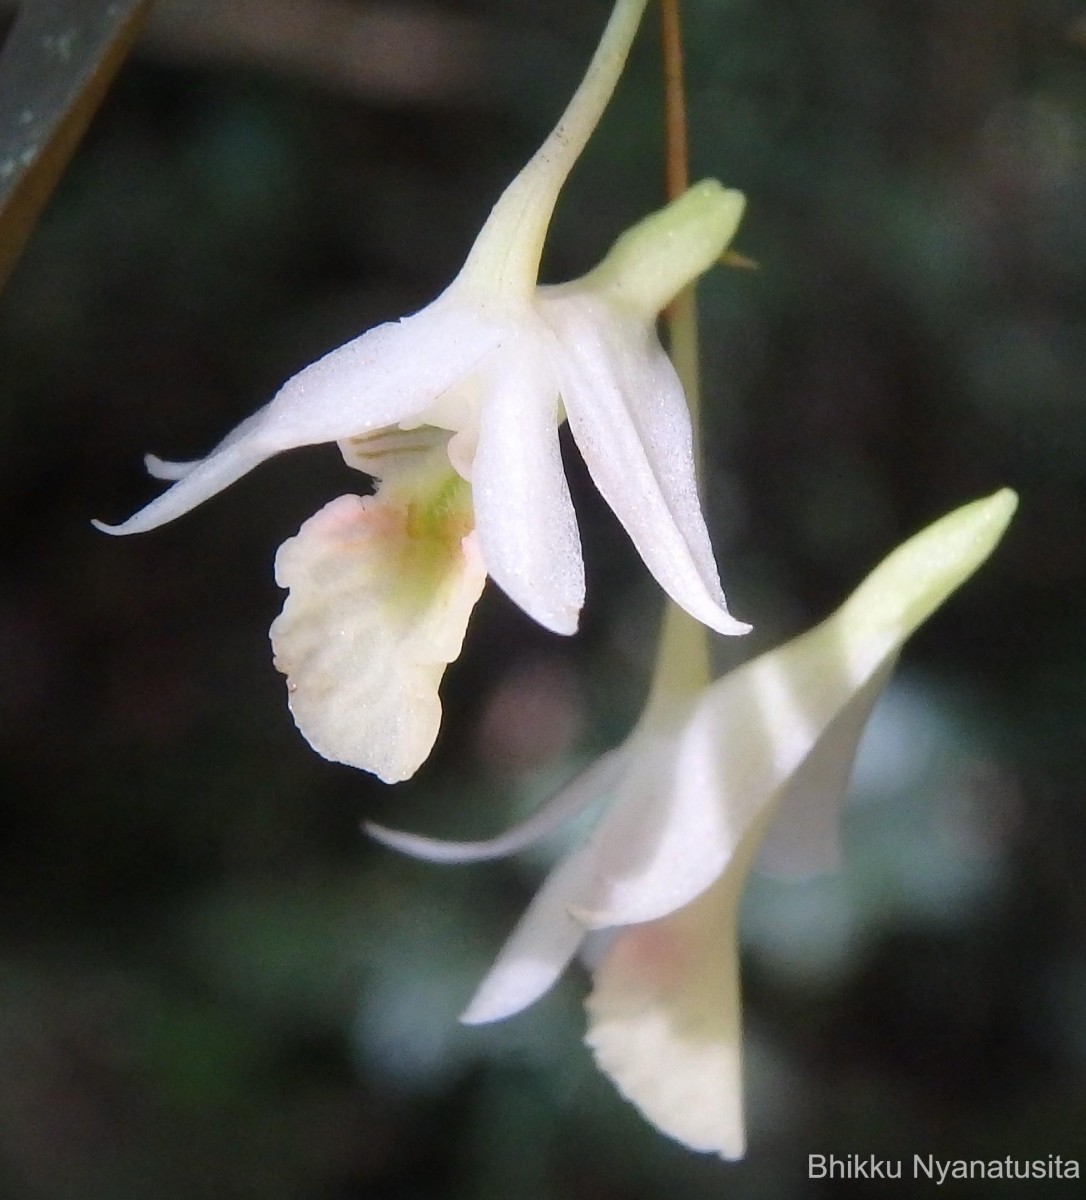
top-left (95, 0), bottom-right (750, 782)
top-left (370, 490), bottom-right (1017, 1154)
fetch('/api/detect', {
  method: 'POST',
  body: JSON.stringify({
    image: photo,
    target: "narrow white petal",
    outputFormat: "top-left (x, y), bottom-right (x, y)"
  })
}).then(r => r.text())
top-left (144, 453), bottom-right (199, 481)
top-left (94, 409), bottom-right (277, 534)
top-left (460, 847), bottom-right (599, 1025)
top-left (542, 293), bottom-right (748, 637)
top-left (585, 857), bottom-right (749, 1159)
top-left (461, 716), bottom-right (690, 1024)
top-left (755, 659), bottom-right (895, 879)
top-left (365, 747), bottom-right (626, 863)
top-left (95, 299), bottom-right (502, 535)
top-left (270, 478), bottom-right (486, 784)
top-left (472, 336), bottom-right (584, 635)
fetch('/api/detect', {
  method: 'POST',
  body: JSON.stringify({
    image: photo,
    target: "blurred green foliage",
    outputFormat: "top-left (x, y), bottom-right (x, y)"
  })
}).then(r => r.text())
top-left (0, 0), bottom-right (1084, 1196)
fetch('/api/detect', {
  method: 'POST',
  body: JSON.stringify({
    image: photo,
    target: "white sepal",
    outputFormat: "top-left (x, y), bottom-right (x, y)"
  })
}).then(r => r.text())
top-left (471, 336), bottom-right (584, 635)
top-left (95, 301), bottom-right (501, 536)
top-left (543, 292), bottom-right (749, 637)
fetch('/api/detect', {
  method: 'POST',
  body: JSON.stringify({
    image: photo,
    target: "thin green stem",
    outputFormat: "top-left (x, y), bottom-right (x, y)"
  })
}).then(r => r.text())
top-left (650, 0), bottom-right (711, 696)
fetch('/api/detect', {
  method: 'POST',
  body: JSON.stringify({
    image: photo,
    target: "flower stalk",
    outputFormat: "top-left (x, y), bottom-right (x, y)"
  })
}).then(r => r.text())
top-left (651, 0), bottom-right (710, 712)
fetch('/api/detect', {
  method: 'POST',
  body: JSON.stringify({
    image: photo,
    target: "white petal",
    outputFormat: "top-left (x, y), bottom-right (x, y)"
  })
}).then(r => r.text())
top-left (584, 855), bottom-right (749, 1159)
top-left (95, 299), bottom-right (502, 535)
top-left (472, 336), bottom-right (584, 635)
top-left (269, 480), bottom-right (486, 784)
top-left (460, 717), bottom-right (688, 1024)
top-left (365, 746), bottom-right (626, 864)
top-left (460, 490), bottom-right (1018, 1158)
top-left (460, 846), bottom-right (598, 1025)
top-left (541, 292), bottom-right (748, 637)
top-left (144, 453), bottom-right (199, 481)
top-left (755, 659), bottom-right (895, 879)
top-left (566, 634), bottom-right (901, 929)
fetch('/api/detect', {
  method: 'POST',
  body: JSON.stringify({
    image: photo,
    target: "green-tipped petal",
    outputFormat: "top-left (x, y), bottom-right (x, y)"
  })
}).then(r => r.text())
top-left (836, 488), bottom-right (1018, 650)
top-left (579, 181), bottom-right (746, 319)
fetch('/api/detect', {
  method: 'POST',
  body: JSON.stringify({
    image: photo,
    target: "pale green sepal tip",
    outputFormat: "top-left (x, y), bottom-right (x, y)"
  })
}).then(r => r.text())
top-left (838, 488), bottom-right (1017, 645)
top-left (585, 180), bottom-right (746, 317)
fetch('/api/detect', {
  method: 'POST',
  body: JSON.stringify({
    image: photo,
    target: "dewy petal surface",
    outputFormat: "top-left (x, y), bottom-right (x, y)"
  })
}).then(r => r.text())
top-left (542, 292), bottom-right (748, 637)
top-left (471, 333), bottom-right (584, 635)
top-left (95, 299), bottom-right (502, 535)
top-left (269, 453), bottom-right (486, 784)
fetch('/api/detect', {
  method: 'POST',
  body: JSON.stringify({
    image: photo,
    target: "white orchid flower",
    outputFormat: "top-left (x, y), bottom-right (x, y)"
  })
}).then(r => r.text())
top-left (369, 489), bottom-right (1017, 1156)
top-left (95, 0), bottom-right (750, 783)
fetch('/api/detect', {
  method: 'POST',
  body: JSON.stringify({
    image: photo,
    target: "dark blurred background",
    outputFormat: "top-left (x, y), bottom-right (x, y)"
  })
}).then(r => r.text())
top-left (1, 0), bottom-right (1084, 1196)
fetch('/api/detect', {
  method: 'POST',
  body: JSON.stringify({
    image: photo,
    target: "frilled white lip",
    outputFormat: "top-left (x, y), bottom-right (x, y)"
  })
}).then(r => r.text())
top-left (269, 470), bottom-right (488, 784)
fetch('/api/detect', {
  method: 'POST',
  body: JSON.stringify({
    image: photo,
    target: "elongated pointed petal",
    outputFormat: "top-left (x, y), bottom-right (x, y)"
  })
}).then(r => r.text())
top-left (365, 747), bottom-right (626, 864)
top-left (144, 453), bottom-right (199, 481)
top-left (542, 293), bottom-right (748, 637)
top-left (460, 846), bottom-right (600, 1025)
top-left (93, 408), bottom-right (280, 534)
top-left (269, 475), bottom-right (486, 784)
top-left (95, 300), bottom-right (502, 535)
top-left (472, 337), bottom-right (584, 635)
top-left (585, 853), bottom-right (749, 1159)
top-left (461, 716), bottom-right (688, 1022)
top-left (567, 489), bottom-right (1017, 929)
